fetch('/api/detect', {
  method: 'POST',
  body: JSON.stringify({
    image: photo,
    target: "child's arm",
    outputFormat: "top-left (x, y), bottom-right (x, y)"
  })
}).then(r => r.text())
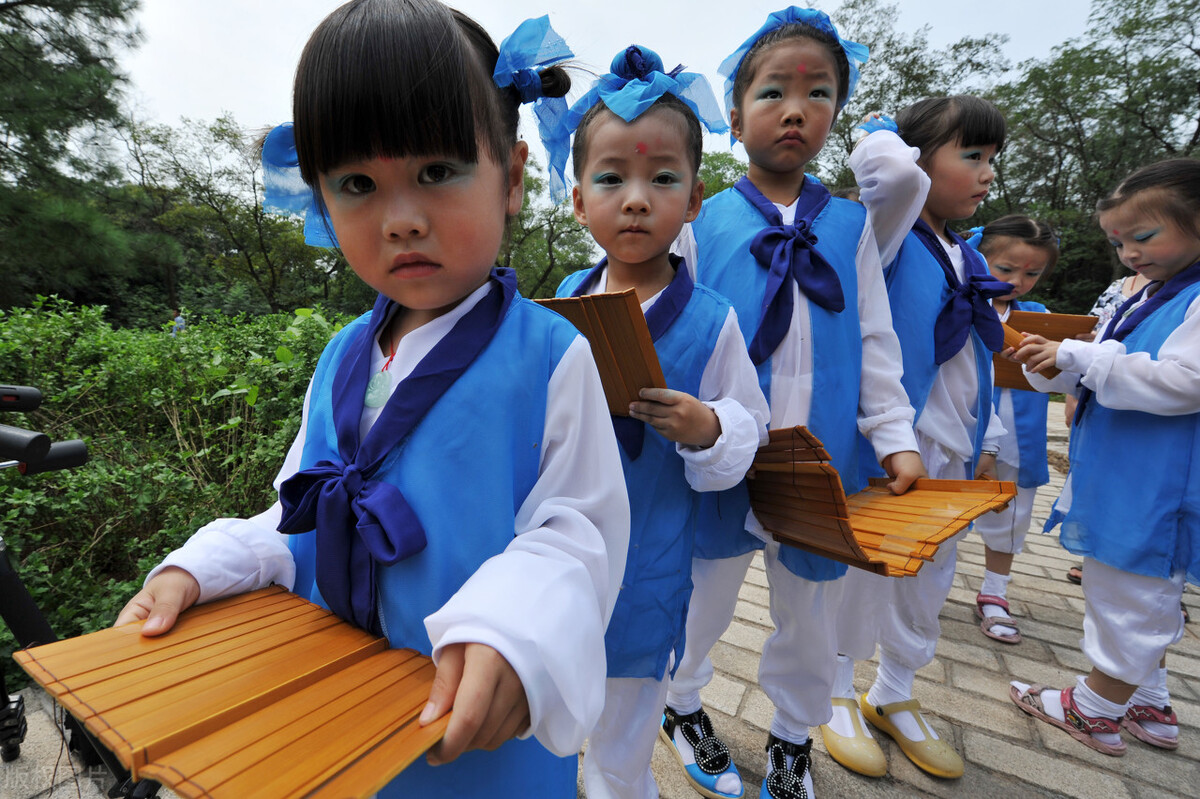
top-left (421, 335), bottom-right (629, 760)
top-left (1018, 298), bottom-right (1200, 414)
top-left (653, 307), bottom-right (770, 492)
top-left (850, 128), bottom-right (930, 267)
top-left (854, 211), bottom-right (925, 493)
top-left (115, 384), bottom-right (313, 632)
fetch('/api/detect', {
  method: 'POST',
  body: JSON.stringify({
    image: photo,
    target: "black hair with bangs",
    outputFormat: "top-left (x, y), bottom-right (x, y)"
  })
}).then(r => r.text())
top-left (571, 94), bottom-right (704, 182)
top-left (1097, 159), bottom-right (1200, 240)
top-left (731, 23), bottom-right (851, 112)
top-left (895, 96), bottom-right (1007, 159)
top-left (976, 214), bottom-right (1060, 275)
top-left (291, 0), bottom-right (568, 184)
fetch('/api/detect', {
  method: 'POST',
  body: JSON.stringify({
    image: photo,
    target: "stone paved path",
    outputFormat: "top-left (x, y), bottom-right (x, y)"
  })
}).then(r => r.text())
top-left (6, 403), bottom-right (1197, 798)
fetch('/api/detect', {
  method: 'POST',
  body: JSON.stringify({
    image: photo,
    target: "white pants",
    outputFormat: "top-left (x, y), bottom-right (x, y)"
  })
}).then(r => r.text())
top-left (583, 676), bottom-right (671, 799)
top-left (666, 552), bottom-right (756, 714)
top-left (1081, 557), bottom-right (1186, 686)
top-left (973, 461), bottom-right (1037, 555)
top-left (836, 441), bottom-right (968, 671)
top-left (666, 546), bottom-right (844, 743)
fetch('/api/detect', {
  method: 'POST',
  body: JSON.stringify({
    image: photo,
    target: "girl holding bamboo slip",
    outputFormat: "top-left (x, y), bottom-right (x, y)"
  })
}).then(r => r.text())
top-left (968, 216), bottom-right (1060, 645)
top-left (828, 97), bottom-right (1013, 781)
top-left (115, 3), bottom-right (630, 796)
top-left (1010, 158), bottom-right (1200, 757)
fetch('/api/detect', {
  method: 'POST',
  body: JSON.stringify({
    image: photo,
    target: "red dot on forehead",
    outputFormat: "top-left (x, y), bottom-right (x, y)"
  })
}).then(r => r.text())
top-left (797, 62), bottom-right (807, 73)
top-left (634, 142), bottom-right (647, 154)
top-left (1113, 230), bottom-right (1120, 235)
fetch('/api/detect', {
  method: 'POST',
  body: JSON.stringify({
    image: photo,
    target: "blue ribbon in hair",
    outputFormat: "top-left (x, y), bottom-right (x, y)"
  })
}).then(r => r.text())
top-left (719, 7), bottom-right (869, 142)
top-left (964, 226), bottom-right (985, 249)
top-left (856, 113), bottom-right (898, 136)
top-left (544, 45), bottom-right (728, 201)
top-left (493, 16), bottom-right (575, 202)
top-left (261, 123), bottom-right (338, 248)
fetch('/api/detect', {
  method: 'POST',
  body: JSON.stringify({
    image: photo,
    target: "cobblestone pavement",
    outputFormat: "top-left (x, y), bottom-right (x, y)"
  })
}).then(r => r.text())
top-left (7, 404), bottom-right (1197, 798)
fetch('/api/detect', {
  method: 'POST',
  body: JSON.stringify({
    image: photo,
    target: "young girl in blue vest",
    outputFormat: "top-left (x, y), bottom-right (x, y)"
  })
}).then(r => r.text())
top-left (1010, 158), bottom-right (1200, 756)
top-left (970, 216), bottom-right (1060, 645)
top-left (826, 97), bottom-right (1012, 781)
top-left (662, 9), bottom-right (926, 799)
top-left (114, 3), bottom-right (630, 796)
top-left (547, 45), bottom-right (770, 799)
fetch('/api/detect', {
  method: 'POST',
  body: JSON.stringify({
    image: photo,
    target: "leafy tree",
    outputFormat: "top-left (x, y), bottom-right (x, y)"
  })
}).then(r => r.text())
top-left (0, 0), bottom-right (144, 315)
top-left (699, 151), bottom-right (744, 199)
top-left (993, 0), bottom-right (1200, 310)
top-left (502, 157), bottom-right (597, 298)
top-left (817, 0), bottom-right (1011, 187)
top-left (120, 115), bottom-right (371, 317)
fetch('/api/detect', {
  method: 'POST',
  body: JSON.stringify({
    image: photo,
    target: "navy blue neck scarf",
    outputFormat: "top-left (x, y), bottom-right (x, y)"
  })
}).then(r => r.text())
top-left (277, 268), bottom-right (518, 634)
top-left (572, 254), bottom-right (693, 458)
top-left (1073, 259), bottom-right (1200, 426)
top-left (910, 219), bottom-right (1013, 365)
top-left (733, 177), bottom-right (844, 366)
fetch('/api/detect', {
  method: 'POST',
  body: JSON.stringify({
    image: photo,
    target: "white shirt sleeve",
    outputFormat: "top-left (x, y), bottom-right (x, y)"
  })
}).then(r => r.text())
top-left (679, 308), bottom-right (770, 492)
top-left (1052, 293), bottom-right (1200, 415)
top-left (850, 130), bottom-right (930, 267)
top-left (854, 220), bottom-right (920, 464)
top-left (424, 336), bottom-right (629, 755)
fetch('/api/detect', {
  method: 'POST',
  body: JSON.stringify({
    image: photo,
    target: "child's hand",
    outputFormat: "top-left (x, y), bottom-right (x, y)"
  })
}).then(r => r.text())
top-left (630, 388), bottom-right (721, 449)
top-left (421, 642), bottom-right (530, 766)
top-left (881, 450), bottom-right (926, 495)
top-left (114, 566), bottom-right (201, 636)
top-left (974, 453), bottom-right (999, 480)
top-left (1011, 335), bottom-right (1061, 374)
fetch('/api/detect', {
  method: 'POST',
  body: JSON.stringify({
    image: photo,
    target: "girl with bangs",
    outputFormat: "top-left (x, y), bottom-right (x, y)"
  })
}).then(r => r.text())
top-left (828, 96), bottom-right (1012, 781)
top-left (115, 2), bottom-right (629, 796)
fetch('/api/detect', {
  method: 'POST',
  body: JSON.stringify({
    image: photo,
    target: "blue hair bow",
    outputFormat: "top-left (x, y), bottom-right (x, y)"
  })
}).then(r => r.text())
top-left (494, 16), bottom-right (575, 202)
top-left (543, 45), bottom-right (728, 201)
top-left (261, 123), bottom-right (338, 248)
top-left (964, 226), bottom-right (985, 249)
top-left (857, 113), bottom-right (898, 136)
top-left (719, 7), bottom-right (869, 141)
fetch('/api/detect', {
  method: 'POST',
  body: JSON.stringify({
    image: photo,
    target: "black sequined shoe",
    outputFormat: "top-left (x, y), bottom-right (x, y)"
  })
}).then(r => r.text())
top-left (761, 733), bottom-right (813, 799)
top-left (659, 706), bottom-right (744, 799)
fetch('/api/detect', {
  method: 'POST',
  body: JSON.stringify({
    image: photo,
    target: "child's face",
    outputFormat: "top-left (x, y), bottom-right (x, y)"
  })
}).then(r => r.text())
top-left (920, 138), bottom-right (998, 226)
top-left (319, 142), bottom-right (527, 326)
top-left (985, 238), bottom-right (1050, 300)
top-left (730, 38), bottom-right (839, 182)
top-left (1098, 202), bottom-right (1200, 284)
top-left (572, 110), bottom-right (703, 271)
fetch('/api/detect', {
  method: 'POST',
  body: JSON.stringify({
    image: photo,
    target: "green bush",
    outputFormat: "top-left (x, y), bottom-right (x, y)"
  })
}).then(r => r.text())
top-left (0, 298), bottom-right (351, 686)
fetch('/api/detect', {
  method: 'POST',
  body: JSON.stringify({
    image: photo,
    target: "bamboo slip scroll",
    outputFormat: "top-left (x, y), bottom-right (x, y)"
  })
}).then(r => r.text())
top-left (748, 427), bottom-right (1016, 577)
top-left (14, 586), bottom-right (446, 799)
top-left (536, 289), bottom-right (666, 416)
top-left (995, 310), bottom-right (1096, 391)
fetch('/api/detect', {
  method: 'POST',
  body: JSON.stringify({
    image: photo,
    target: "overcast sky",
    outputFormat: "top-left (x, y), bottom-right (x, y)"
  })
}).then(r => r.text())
top-left (118, 0), bottom-right (1095, 163)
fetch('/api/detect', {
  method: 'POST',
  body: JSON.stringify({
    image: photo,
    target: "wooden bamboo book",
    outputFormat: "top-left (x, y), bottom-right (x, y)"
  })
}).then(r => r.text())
top-left (995, 310), bottom-right (1095, 390)
top-left (536, 289), bottom-right (666, 416)
top-left (748, 427), bottom-right (1016, 577)
top-left (14, 586), bottom-right (446, 799)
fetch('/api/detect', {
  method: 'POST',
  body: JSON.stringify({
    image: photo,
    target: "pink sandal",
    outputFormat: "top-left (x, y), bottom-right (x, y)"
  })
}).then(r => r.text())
top-left (1123, 703), bottom-right (1179, 750)
top-left (1010, 684), bottom-right (1126, 756)
top-left (976, 594), bottom-right (1021, 644)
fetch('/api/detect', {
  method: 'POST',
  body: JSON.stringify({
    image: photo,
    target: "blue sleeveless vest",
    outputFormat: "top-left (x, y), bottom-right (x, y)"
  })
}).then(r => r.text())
top-left (556, 269), bottom-right (729, 678)
top-left (688, 181), bottom-right (864, 581)
top-left (998, 300), bottom-right (1050, 488)
top-left (858, 230), bottom-right (994, 483)
top-left (1050, 282), bottom-right (1200, 586)
top-left (289, 298), bottom-right (582, 797)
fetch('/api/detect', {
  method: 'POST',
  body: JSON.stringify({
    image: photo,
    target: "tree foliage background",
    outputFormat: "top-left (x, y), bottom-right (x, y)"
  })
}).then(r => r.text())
top-left (1, 0), bottom-right (1199, 682)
